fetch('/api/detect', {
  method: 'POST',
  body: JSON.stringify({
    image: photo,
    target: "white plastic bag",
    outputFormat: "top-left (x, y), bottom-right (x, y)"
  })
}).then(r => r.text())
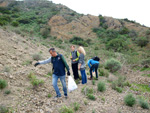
top-left (68, 76), bottom-right (78, 92)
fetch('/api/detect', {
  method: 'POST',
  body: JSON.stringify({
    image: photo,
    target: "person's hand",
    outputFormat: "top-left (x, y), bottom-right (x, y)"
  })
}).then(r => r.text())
top-left (34, 62), bottom-right (40, 67)
top-left (67, 71), bottom-right (70, 76)
top-left (73, 59), bottom-right (76, 62)
top-left (78, 67), bottom-right (80, 70)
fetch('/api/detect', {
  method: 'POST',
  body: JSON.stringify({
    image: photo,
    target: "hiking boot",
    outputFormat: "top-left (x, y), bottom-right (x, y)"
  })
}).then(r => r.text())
top-left (53, 95), bottom-right (61, 99)
top-left (88, 77), bottom-right (93, 80)
top-left (64, 95), bottom-right (68, 99)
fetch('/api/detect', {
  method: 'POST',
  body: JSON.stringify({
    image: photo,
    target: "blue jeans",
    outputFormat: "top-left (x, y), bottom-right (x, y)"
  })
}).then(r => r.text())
top-left (80, 70), bottom-right (87, 84)
top-left (52, 74), bottom-right (67, 97)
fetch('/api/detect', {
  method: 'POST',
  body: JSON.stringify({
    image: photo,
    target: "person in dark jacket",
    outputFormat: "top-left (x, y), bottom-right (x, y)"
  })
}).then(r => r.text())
top-left (34, 48), bottom-right (70, 98)
top-left (70, 45), bottom-right (80, 80)
top-left (88, 59), bottom-right (99, 80)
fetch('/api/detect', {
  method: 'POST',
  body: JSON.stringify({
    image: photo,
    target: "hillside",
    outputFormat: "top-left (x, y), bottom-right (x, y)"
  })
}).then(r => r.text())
top-left (0, 28), bottom-right (150, 113)
top-left (0, 0), bottom-right (150, 112)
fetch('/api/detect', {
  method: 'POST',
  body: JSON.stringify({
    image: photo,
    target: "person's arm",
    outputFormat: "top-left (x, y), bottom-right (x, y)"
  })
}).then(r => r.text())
top-left (74, 51), bottom-right (80, 61)
top-left (39, 57), bottom-right (51, 64)
top-left (70, 52), bottom-right (72, 60)
top-left (61, 55), bottom-right (70, 71)
top-left (78, 63), bottom-right (81, 70)
top-left (88, 60), bottom-right (91, 68)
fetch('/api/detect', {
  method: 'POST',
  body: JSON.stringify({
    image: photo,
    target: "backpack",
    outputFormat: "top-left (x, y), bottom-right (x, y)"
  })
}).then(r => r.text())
top-left (92, 56), bottom-right (100, 61)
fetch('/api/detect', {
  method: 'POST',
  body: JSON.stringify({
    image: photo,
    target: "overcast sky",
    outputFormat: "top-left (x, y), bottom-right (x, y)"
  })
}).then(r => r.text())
top-left (50, 0), bottom-right (150, 27)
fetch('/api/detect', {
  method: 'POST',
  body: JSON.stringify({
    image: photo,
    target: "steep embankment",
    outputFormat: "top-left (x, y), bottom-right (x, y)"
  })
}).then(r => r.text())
top-left (48, 14), bottom-right (99, 39)
top-left (0, 28), bottom-right (149, 113)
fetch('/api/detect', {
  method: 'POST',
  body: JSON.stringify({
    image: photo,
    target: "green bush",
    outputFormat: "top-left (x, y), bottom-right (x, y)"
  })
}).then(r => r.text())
top-left (99, 68), bottom-right (109, 77)
top-left (105, 58), bottom-right (122, 72)
top-left (115, 87), bottom-right (123, 93)
top-left (97, 81), bottom-right (106, 92)
top-left (119, 27), bottom-right (129, 35)
top-left (106, 38), bottom-right (129, 52)
top-left (11, 21), bottom-right (19, 27)
top-left (128, 30), bottom-right (137, 38)
top-left (32, 53), bottom-right (42, 61)
top-left (141, 59), bottom-right (150, 65)
top-left (47, 93), bottom-right (52, 98)
top-left (0, 106), bottom-right (9, 113)
top-left (0, 7), bottom-right (11, 14)
top-left (73, 102), bottom-right (80, 111)
top-left (117, 76), bottom-right (126, 87)
top-left (59, 105), bottom-right (73, 113)
top-left (28, 72), bottom-right (44, 87)
top-left (87, 94), bottom-right (96, 100)
top-left (94, 46), bottom-right (99, 50)
top-left (0, 15), bottom-right (11, 26)
top-left (111, 81), bottom-right (117, 90)
top-left (4, 90), bottom-right (11, 95)
top-left (92, 80), bottom-right (95, 85)
top-left (69, 36), bottom-right (88, 47)
top-left (85, 39), bottom-right (92, 44)
top-left (124, 94), bottom-right (136, 107)
top-left (3, 66), bottom-right (11, 72)
top-left (31, 78), bottom-right (44, 87)
top-left (0, 79), bottom-right (7, 89)
top-left (136, 37), bottom-right (149, 47)
top-left (40, 26), bottom-right (51, 39)
top-left (138, 98), bottom-right (149, 109)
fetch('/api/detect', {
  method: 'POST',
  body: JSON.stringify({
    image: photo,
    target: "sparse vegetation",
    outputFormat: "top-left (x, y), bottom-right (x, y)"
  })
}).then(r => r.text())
top-left (99, 68), bottom-right (109, 77)
top-left (47, 93), bottom-right (52, 98)
top-left (3, 66), bottom-right (11, 72)
top-left (92, 80), bottom-right (95, 85)
top-left (87, 94), bottom-right (96, 101)
top-left (0, 0), bottom-right (150, 112)
top-left (73, 102), bottom-right (80, 111)
top-left (136, 37), bottom-right (149, 47)
top-left (0, 105), bottom-right (9, 113)
top-left (28, 72), bottom-right (44, 88)
top-left (84, 99), bottom-right (88, 105)
top-left (32, 53), bottom-right (42, 61)
top-left (4, 90), bottom-right (11, 95)
top-left (59, 105), bottom-right (73, 113)
top-left (130, 83), bottom-right (150, 92)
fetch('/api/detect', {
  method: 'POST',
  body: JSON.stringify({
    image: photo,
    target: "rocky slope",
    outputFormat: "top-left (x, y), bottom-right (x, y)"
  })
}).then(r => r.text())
top-left (0, 28), bottom-right (150, 113)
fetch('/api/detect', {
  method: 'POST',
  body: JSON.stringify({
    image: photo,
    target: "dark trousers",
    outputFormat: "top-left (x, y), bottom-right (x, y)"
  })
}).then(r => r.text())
top-left (72, 63), bottom-right (79, 80)
top-left (90, 63), bottom-right (99, 78)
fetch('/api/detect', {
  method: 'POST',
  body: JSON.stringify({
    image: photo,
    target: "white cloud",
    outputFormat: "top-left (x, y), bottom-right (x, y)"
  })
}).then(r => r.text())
top-left (51, 0), bottom-right (150, 27)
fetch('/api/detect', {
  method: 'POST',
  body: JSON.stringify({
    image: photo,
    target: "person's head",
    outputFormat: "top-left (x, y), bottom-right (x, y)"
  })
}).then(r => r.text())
top-left (49, 48), bottom-right (57, 57)
top-left (71, 45), bottom-right (75, 51)
top-left (78, 46), bottom-right (86, 55)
